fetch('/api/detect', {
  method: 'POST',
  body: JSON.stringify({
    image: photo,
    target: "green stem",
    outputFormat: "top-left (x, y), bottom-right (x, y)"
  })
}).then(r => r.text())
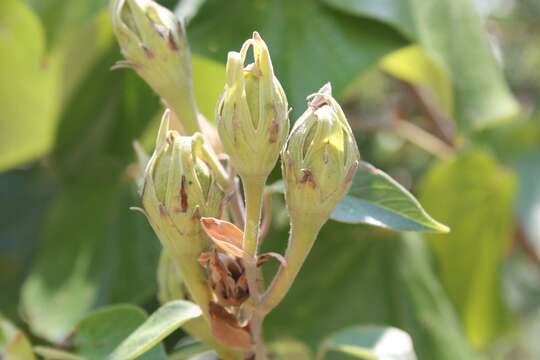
top-left (262, 212), bottom-right (324, 313)
top-left (241, 175), bottom-right (267, 359)
top-left (169, 94), bottom-right (200, 135)
top-left (184, 318), bottom-right (243, 360)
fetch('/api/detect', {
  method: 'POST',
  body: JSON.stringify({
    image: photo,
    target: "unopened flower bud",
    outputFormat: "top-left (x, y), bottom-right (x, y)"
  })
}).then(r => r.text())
top-left (112, 0), bottom-right (200, 134)
top-left (139, 110), bottom-right (224, 320)
top-left (217, 32), bottom-right (289, 180)
top-left (281, 83), bottom-right (360, 220)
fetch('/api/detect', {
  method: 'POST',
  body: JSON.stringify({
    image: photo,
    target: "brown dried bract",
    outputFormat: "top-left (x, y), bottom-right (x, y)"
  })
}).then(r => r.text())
top-left (199, 249), bottom-right (249, 307)
top-left (209, 302), bottom-right (252, 351)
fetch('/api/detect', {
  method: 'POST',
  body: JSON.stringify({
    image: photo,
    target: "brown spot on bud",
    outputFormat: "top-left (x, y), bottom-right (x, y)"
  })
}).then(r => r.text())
top-left (179, 176), bottom-right (188, 212)
top-left (141, 45), bottom-right (154, 59)
top-left (167, 31), bottom-right (178, 51)
top-left (299, 169), bottom-right (317, 188)
top-left (159, 204), bottom-right (167, 217)
top-left (268, 119), bottom-right (279, 143)
top-left (323, 141), bottom-right (329, 164)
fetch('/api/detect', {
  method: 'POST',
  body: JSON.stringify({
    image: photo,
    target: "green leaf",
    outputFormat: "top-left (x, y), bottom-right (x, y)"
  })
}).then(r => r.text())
top-left (0, 315), bottom-right (36, 360)
top-left (268, 339), bottom-right (313, 360)
top-left (187, 0), bottom-right (407, 119)
top-left (515, 153), bottom-right (540, 258)
top-left (21, 178), bottom-right (160, 343)
top-left (110, 301), bottom-right (202, 360)
top-left (0, 169), bottom-right (55, 318)
top-left (380, 45), bottom-right (452, 114)
top-left (192, 54), bottom-right (226, 123)
top-left (323, 0), bottom-right (519, 130)
top-left (72, 305), bottom-right (167, 360)
top-left (264, 226), bottom-right (476, 360)
top-left (317, 325), bottom-right (416, 360)
top-left (419, 150), bottom-right (516, 347)
top-left (331, 161), bottom-right (449, 233)
top-left (0, 0), bottom-right (60, 171)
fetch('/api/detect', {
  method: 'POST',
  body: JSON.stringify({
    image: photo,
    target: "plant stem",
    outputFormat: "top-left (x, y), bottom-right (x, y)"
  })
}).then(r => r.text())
top-left (262, 212), bottom-right (323, 313)
top-left (169, 94), bottom-right (200, 135)
top-left (241, 175), bottom-right (267, 358)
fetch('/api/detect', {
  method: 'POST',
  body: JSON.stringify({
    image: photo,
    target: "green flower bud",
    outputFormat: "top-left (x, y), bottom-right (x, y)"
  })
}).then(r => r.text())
top-left (217, 32), bottom-right (289, 180)
top-left (281, 83), bottom-right (360, 220)
top-left (141, 111), bottom-right (224, 248)
top-left (111, 0), bottom-right (200, 134)
top-left (139, 110), bottom-right (224, 321)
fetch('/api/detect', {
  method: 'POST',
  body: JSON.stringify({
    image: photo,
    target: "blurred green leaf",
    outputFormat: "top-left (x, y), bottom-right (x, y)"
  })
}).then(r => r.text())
top-left (265, 226), bottom-right (476, 360)
top-left (515, 153), bottom-right (540, 258)
top-left (21, 178), bottom-right (160, 343)
top-left (192, 54), bottom-right (225, 122)
top-left (380, 45), bottom-right (452, 114)
top-left (323, 0), bottom-right (519, 130)
top-left (0, 315), bottom-right (36, 360)
top-left (0, 0), bottom-right (60, 171)
top-left (0, 169), bottom-right (55, 318)
top-left (187, 0), bottom-right (407, 119)
top-left (268, 338), bottom-right (313, 360)
top-left (35, 305), bottom-right (168, 360)
top-left (332, 161), bottom-right (449, 233)
top-left (419, 151), bottom-right (516, 347)
top-left (317, 325), bottom-right (416, 360)
top-left (51, 46), bottom-right (161, 179)
top-left (71, 305), bottom-right (167, 360)
top-left (23, 0), bottom-right (108, 47)
top-left (110, 301), bottom-right (202, 360)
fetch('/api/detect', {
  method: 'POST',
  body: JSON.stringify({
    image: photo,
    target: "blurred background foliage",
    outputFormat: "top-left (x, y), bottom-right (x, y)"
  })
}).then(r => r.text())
top-left (1, 0), bottom-right (540, 358)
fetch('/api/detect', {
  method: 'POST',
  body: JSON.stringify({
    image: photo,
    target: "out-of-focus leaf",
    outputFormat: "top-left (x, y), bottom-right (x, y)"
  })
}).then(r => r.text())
top-left (34, 347), bottom-right (85, 360)
top-left (0, 169), bottom-right (55, 318)
top-left (110, 301), bottom-right (202, 360)
top-left (21, 177), bottom-right (160, 343)
top-left (380, 45), bottom-right (452, 114)
top-left (192, 54), bottom-right (225, 122)
top-left (265, 226), bottom-right (476, 360)
top-left (71, 305), bottom-right (167, 360)
top-left (419, 151), bottom-right (516, 348)
top-left (187, 0), bottom-right (407, 119)
top-left (317, 325), bottom-right (416, 360)
top-left (23, 0), bottom-right (109, 46)
top-left (331, 161), bottom-right (449, 233)
top-left (0, 0), bottom-right (60, 171)
top-left (269, 338), bottom-right (312, 360)
top-left (323, 0), bottom-right (519, 130)
top-left (0, 315), bottom-right (36, 360)
top-left (51, 46), bottom-right (161, 179)
top-left (515, 153), bottom-right (540, 258)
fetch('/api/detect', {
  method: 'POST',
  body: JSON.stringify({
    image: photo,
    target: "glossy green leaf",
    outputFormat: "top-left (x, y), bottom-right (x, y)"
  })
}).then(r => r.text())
top-left (187, 0), bottom-right (407, 119)
top-left (515, 153), bottom-right (540, 258)
top-left (21, 178), bottom-right (160, 343)
top-left (264, 226), bottom-right (476, 360)
top-left (331, 161), bottom-right (449, 233)
top-left (0, 315), bottom-right (36, 360)
top-left (323, 0), bottom-right (519, 130)
top-left (192, 54), bottom-right (225, 122)
top-left (110, 301), bottom-right (202, 360)
top-left (0, 0), bottom-right (60, 171)
top-left (317, 325), bottom-right (416, 360)
top-left (419, 151), bottom-right (516, 347)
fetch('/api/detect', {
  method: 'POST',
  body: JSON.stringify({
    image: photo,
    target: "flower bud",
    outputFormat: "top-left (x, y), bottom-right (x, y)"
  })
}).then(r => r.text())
top-left (141, 111), bottom-right (224, 249)
top-left (217, 32), bottom-right (289, 180)
top-left (281, 83), bottom-right (360, 220)
top-left (139, 110), bottom-right (224, 321)
top-left (111, 0), bottom-right (200, 134)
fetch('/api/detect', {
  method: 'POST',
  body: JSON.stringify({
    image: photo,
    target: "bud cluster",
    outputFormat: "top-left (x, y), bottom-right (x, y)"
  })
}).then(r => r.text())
top-left (119, 4), bottom-right (361, 356)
